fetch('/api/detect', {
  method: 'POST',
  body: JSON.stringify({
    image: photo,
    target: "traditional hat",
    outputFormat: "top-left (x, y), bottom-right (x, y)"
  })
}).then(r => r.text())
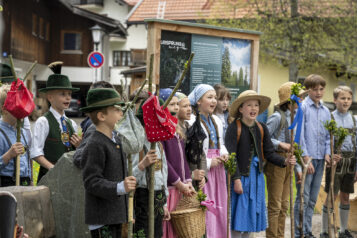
top-left (276, 82), bottom-right (308, 106)
top-left (229, 90), bottom-right (271, 118)
top-left (0, 63), bottom-right (16, 83)
top-left (39, 61), bottom-right (79, 92)
top-left (80, 88), bottom-right (125, 113)
top-left (159, 88), bottom-right (177, 102)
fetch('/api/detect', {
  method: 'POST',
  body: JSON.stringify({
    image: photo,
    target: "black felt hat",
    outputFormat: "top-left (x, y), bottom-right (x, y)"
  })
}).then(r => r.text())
top-left (80, 88), bottom-right (126, 113)
top-left (39, 61), bottom-right (79, 93)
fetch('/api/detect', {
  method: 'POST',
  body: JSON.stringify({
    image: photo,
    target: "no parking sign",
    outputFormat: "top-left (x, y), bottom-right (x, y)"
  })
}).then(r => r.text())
top-left (87, 51), bottom-right (104, 68)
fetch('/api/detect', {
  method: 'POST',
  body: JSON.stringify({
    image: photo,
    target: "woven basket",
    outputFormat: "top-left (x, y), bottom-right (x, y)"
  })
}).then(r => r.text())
top-left (170, 195), bottom-right (206, 238)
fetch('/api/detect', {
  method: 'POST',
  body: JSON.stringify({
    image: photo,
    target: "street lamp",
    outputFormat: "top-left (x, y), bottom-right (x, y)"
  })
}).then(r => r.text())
top-left (90, 24), bottom-right (103, 51)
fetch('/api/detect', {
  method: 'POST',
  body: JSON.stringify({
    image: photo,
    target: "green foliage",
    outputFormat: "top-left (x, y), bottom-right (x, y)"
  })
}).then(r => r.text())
top-left (224, 152), bottom-right (237, 175)
top-left (197, 189), bottom-right (207, 210)
top-left (324, 120), bottom-right (338, 134)
top-left (293, 143), bottom-right (304, 166)
top-left (324, 119), bottom-right (350, 150)
top-left (133, 229), bottom-right (146, 238)
top-left (221, 47), bottom-right (232, 84)
top-left (291, 83), bottom-right (305, 96)
top-left (206, 0), bottom-right (357, 82)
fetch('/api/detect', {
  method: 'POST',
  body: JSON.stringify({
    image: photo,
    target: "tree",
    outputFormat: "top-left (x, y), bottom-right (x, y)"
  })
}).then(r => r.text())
top-left (221, 47), bottom-right (232, 84)
top-left (207, 0), bottom-right (357, 82)
top-left (238, 67), bottom-right (244, 86)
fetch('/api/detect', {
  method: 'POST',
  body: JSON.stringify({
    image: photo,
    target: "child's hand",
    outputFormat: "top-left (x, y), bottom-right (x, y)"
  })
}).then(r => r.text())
top-left (285, 154), bottom-right (296, 166)
top-left (70, 134), bottom-right (82, 148)
top-left (199, 177), bottom-right (206, 190)
top-left (192, 169), bottom-right (205, 181)
top-left (177, 182), bottom-right (191, 196)
top-left (219, 154), bottom-right (229, 163)
top-left (279, 142), bottom-right (291, 152)
top-left (234, 179), bottom-right (243, 194)
top-left (163, 206), bottom-right (171, 221)
top-left (307, 162), bottom-right (315, 174)
top-left (124, 176), bottom-right (136, 193)
top-left (332, 154), bottom-right (342, 165)
top-left (138, 150), bottom-right (158, 171)
top-left (188, 182), bottom-right (196, 194)
top-left (210, 158), bottom-right (221, 168)
top-left (9, 142), bottom-right (24, 158)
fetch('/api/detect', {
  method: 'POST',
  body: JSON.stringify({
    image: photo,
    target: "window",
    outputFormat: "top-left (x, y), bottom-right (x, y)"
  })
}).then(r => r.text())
top-left (45, 22), bottom-right (50, 41)
top-left (32, 14), bottom-right (38, 36)
top-left (113, 51), bottom-right (131, 66)
top-left (39, 17), bottom-right (45, 39)
top-left (61, 31), bottom-right (82, 54)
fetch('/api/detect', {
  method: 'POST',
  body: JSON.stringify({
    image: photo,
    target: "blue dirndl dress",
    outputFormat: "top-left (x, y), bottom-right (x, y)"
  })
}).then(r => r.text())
top-left (231, 156), bottom-right (267, 232)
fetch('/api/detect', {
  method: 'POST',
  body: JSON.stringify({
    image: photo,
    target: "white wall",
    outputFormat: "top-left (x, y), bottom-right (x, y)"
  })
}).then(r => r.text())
top-left (89, 0), bottom-right (129, 26)
top-left (126, 24), bottom-right (148, 49)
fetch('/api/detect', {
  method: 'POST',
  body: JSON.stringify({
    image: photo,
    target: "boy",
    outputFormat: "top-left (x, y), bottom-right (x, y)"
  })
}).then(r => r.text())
top-left (294, 74), bottom-right (331, 238)
top-left (0, 84), bottom-right (32, 186)
top-left (320, 86), bottom-right (356, 238)
top-left (80, 88), bottom-right (136, 238)
top-left (30, 62), bottom-right (81, 181)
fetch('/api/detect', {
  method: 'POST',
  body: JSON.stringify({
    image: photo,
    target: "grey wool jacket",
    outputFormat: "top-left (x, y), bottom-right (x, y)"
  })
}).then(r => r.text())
top-left (81, 130), bottom-right (128, 225)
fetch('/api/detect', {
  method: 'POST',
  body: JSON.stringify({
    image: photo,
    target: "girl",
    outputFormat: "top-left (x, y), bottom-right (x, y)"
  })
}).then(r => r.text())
top-left (188, 84), bottom-right (229, 238)
top-left (225, 90), bottom-right (296, 238)
top-left (160, 89), bottom-right (195, 238)
top-left (214, 84), bottom-right (231, 138)
top-left (177, 92), bottom-right (206, 190)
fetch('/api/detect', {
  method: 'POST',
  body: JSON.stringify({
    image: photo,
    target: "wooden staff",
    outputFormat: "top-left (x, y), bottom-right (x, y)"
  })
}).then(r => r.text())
top-left (299, 156), bottom-right (312, 238)
top-left (126, 79), bottom-right (147, 238)
top-left (290, 101), bottom-right (295, 238)
top-left (147, 54), bottom-right (156, 238)
top-left (327, 132), bottom-right (336, 238)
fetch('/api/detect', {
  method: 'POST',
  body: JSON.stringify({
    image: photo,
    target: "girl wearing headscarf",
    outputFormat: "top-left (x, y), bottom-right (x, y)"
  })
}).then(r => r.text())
top-left (187, 84), bottom-right (229, 238)
top-left (160, 89), bottom-right (195, 238)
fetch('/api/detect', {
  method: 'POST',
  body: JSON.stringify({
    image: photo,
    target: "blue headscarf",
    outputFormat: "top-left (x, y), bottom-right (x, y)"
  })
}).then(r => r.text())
top-left (188, 84), bottom-right (215, 106)
top-left (159, 88), bottom-right (177, 102)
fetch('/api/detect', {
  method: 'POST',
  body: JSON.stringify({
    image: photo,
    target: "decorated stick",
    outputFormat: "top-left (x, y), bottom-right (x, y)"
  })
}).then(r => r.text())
top-left (224, 152), bottom-right (237, 238)
top-left (127, 154), bottom-right (134, 238)
top-left (323, 121), bottom-right (349, 238)
top-left (9, 56), bottom-right (22, 186)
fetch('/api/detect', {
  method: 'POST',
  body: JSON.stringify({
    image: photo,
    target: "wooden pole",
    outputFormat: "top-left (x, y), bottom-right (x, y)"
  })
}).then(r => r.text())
top-left (327, 132), bottom-right (334, 238)
top-left (227, 173), bottom-right (231, 238)
top-left (299, 157), bottom-right (311, 238)
top-left (127, 154), bottom-right (134, 238)
top-left (147, 54), bottom-right (156, 238)
top-left (290, 103), bottom-right (295, 238)
top-left (23, 61), bottom-right (37, 83)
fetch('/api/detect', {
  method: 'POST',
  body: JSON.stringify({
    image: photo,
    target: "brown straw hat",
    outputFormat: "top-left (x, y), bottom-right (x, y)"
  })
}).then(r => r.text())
top-left (276, 82), bottom-right (308, 107)
top-left (229, 90), bottom-right (271, 118)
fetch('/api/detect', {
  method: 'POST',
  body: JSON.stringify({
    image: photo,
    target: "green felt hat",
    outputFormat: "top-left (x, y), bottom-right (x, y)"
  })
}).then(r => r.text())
top-left (0, 63), bottom-right (16, 83)
top-left (80, 88), bottom-right (126, 113)
top-left (39, 61), bottom-right (79, 93)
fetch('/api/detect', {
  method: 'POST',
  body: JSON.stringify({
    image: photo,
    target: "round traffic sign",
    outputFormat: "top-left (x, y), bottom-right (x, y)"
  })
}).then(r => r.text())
top-left (87, 51), bottom-right (104, 68)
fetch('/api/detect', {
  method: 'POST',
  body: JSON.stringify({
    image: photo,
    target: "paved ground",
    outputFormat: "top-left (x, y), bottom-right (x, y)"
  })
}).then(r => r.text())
top-left (252, 214), bottom-right (357, 238)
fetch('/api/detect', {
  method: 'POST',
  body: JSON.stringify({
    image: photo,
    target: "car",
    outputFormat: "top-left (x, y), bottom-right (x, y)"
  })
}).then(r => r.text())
top-left (65, 99), bottom-right (82, 117)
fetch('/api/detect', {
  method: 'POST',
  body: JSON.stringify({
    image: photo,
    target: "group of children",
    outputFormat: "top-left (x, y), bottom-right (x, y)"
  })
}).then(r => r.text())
top-left (0, 61), bottom-right (356, 238)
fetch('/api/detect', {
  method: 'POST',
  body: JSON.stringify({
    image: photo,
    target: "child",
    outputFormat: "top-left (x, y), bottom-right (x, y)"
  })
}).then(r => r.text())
top-left (79, 88), bottom-right (136, 238)
top-left (214, 84), bottom-right (231, 138)
top-left (320, 86), bottom-right (356, 238)
top-left (160, 89), bottom-right (195, 238)
top-left (0, 84), bottom-right (32, 186)
top-left (266, 82), bottom-right (306, 238)
top-left (225, 90), bottom-right (296, 238)
top-left (132, 94), bottom-right (170, 238)
top-left (188, 84), bottom-right (229, 238)
top-left (30, 62), bottom-right (81, 181)
top-left (293, 74), bottom-right (331, 238)
top-left (177, 92), bottom-right (206, 189)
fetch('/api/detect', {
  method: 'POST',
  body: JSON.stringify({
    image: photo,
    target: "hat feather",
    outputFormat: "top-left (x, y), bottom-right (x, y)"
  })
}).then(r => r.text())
top-left (48, 61), bottom-right (63, 74)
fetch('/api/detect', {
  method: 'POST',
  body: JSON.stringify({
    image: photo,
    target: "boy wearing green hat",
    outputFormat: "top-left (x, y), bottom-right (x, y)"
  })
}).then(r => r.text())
top-left (80, 88), bottom-right (136, 238)
top-left (30, 62), bottom-right (82, 181)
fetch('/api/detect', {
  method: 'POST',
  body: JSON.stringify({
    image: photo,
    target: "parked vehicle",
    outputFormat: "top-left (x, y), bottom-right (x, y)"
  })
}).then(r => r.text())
top-left (65, 99), bottom-right (82, 117)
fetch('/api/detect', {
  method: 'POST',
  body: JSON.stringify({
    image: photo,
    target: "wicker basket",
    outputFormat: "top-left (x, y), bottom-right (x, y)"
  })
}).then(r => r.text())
top-left (170, 195), bottom-right (206, 238)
